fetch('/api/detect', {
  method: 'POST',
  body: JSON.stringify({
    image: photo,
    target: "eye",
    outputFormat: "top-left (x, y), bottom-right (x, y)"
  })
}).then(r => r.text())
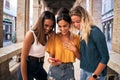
top-left (76, 21), bottom-right (80, 23)
top-left (44, 24), bottom-right (48, 27)
top-left (58, 25), bottom-right (61, 29)
top-left (63, 25), bottom-right (67, 28)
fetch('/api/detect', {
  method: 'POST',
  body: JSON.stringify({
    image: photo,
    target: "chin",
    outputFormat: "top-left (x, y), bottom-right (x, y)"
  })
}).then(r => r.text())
top-left (61, 33), bottom-right (67, 36)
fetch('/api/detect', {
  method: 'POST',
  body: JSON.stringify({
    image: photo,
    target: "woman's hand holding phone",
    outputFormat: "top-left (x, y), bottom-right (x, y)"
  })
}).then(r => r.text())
top-left (48, 57), bottom-right (61, 66)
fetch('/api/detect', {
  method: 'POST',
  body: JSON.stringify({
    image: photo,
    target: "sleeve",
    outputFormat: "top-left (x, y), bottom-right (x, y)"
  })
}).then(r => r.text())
top-left (74, 34), bottom-right (80, 53)
top-left (46, 34), bottom-right (55, 57)
top-left (91, 27), bottom-right (109, 64)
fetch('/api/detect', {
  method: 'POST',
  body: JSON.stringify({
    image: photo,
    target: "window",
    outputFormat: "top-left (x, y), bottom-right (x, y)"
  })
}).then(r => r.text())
top-left (5, 0), bottom-right (10, 9)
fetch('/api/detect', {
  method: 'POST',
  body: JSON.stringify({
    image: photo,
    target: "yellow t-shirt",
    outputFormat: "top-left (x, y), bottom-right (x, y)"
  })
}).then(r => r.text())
top-left (46, 33), bottom-right (80, 63)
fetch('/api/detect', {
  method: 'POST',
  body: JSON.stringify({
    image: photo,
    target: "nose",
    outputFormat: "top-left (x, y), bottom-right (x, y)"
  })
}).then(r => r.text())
top-left (75, 23), bottom-right (78, 27)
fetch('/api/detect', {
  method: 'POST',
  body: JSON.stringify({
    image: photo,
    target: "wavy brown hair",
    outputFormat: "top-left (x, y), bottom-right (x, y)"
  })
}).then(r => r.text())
top-left (32, 11), bottom-right (56, 46)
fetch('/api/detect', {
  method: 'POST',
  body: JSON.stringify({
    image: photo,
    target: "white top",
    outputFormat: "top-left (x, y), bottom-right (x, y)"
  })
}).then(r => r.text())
top-left (29, 30), bottom-right (46, 58)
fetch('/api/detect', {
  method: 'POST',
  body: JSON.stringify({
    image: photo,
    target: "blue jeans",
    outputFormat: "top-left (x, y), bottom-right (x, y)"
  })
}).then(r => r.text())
top-left (17, 56), bottom-right (47, 80)
top-left (80, 69), bottom-right (106, 80)
top-left (48, 63), bottom-right (75, 80)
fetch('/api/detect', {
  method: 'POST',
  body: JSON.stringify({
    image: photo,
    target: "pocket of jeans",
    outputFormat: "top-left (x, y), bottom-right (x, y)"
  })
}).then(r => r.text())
top-left (49, 65), bottom-right (63, 76)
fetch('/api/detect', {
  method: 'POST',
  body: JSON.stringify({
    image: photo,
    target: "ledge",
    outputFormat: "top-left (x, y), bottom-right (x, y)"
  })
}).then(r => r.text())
top-left (0, 42), bottom-right (23, 64)
top-left (108, 51), bottom-right (120, 74)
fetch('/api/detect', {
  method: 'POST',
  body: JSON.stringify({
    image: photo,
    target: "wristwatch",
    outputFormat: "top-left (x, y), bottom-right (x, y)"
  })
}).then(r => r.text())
top-left (92, 73), bottom-right (98, 79)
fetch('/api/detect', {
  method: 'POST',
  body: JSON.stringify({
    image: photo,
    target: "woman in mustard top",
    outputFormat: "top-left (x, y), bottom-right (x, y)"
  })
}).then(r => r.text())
top-left (46, 8), bottom-right (80, 80)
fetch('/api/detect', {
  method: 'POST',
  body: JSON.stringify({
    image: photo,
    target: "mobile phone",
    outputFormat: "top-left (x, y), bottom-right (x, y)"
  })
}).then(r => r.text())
top-left (48, 57), bottom-right (57, 62)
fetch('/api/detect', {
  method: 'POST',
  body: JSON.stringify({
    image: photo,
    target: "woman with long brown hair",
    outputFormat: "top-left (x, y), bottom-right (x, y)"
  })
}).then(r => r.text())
top-left (18, 11), bottom-right (56, 80)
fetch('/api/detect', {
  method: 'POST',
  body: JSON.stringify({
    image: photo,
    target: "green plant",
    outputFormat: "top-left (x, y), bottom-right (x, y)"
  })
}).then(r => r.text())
top-left (12, 31), bottom-right (16, 43)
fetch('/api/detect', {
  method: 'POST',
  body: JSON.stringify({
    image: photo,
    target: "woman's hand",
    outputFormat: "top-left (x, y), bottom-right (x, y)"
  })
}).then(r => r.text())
top-left (88, 76), bottom-right (96, 80)
top-left (63, 41), bottom-right (77, 53)
top-left (48, 57), bottom-right (61, 66)
top-left (63, 41), bottom-right (80, 59)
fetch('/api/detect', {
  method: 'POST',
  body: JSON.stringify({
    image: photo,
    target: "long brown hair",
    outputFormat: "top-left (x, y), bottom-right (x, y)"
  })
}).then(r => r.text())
top-left (32, 11), bottom-right (56, 46)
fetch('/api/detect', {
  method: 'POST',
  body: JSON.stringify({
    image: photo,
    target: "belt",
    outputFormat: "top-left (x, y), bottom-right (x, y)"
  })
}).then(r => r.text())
top-left (61, 62), bottom-right (72, 64)
top-left (28, 56), bottom-right (44, 63)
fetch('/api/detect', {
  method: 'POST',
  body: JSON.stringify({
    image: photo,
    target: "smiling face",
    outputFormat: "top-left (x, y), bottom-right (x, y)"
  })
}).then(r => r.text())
top-left (71, 15), bottom-right (81, 30)
top-left (58, 20), bottom-right (70, 36)
top-left (44, 19), bottom-right (54, 34)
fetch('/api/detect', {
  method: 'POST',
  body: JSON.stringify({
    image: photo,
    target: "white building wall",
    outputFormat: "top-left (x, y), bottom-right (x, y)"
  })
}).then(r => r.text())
top-left (3, 0), bottom-right (17, 16)
top-left (102, 0), bottom-right (113, 14)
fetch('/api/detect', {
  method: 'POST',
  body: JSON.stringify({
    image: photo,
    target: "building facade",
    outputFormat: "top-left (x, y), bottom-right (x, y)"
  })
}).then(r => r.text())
top-left (102, 0), bottom-right (114, 47)
top-left (3, 0), bottom-right (17, 46)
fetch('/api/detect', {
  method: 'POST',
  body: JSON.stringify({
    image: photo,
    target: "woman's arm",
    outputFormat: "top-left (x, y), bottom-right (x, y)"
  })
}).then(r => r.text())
top-left (89, 27), bottom-right (110, 80)
top-left (21, 31), bottom-right (34, 80)
top-left (48, 57), bottom-right (62, 66)
top-left (88, 63), bottom-right (106, 80)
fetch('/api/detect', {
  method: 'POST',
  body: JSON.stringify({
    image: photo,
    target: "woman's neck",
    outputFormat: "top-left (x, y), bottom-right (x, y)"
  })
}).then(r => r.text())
top-left (60, 31), bottom-right (70, 37)
top-left (59, 31), bottom-right (73, 42)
